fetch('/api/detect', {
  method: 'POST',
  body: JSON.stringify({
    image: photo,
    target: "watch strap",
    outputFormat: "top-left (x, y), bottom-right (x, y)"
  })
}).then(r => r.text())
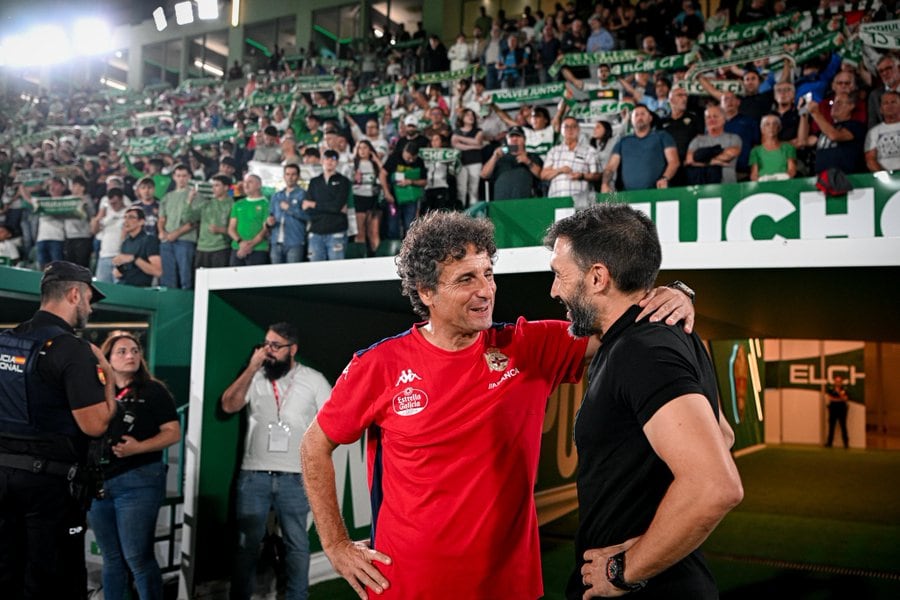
top-left (606, 551), bottom-right (648, 593)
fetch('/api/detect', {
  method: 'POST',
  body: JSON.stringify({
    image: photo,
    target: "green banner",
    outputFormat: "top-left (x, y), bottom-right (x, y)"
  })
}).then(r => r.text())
top-left (789, 31), bottom-right (843, 66)
top-left (293, 76), bottom-right (340, 93)
top-left (730, 18), bottom-right (836, 58)
top-left (419, 148), bottom-right (460, 163)
top-left (859, 19), bottom-right (900, 49)
top-left (356, 82), bottom-right (399, 102)
top-left (341, 102), bottom-right (384, 116)
top-left (488, 82), bottom-right (565, 105)
top-left (676, 79), bottom-right (745, 96)
top-left (14, 168), bottom-right (54, 187)
top-left (191, 129), bottom-right (238, 147)
top-left (609, 52), bottom-right (696, 76)
top-left (567, 101), bottom-right (634, 120)
top-left (487, 172), bottom-right (900, 248)
top-left (316, 56), bottom-right (356, 70)
top-left (248, 92), bottom-right (295, 108)
top-left (35, 195), bottom-right (86, 218)
top-left (548, 50), bottom-right (641, 77)
top-left (412, 65), bottom-right (486, 85)
top-left (698, 11), bottom-right (805, 45)
top-left (180, 77), bottom-right (219, 89)
top-left (128, 134), bottom-right (178, 156)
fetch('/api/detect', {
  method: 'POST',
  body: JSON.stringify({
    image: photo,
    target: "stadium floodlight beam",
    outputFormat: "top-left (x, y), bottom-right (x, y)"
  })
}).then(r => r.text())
top-left (73, 18), bottom-right (112, 56)
top-left (232, 0), bottom-right (241, 27)
top-left (197, 0), bottom-right (219, 20)
top-left (153, 7), bottom-right (167, 31)
top-left (174, 1), bottom-right (194, 25)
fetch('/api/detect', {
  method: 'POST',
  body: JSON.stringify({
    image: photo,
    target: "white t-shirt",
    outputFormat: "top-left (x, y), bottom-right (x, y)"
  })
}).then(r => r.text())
top-left (241, 364), bottom-right (332, 473)
top-left (865, 120), bottom-right (900, 171)
top-left (97, 199), bottom-right (132, 257)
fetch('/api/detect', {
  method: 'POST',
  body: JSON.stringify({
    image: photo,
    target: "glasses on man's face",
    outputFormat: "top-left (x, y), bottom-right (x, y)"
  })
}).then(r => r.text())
top-left (124, 214), bottom-right (141, 220)
top-left (262, 340), bottom-right (291, 351)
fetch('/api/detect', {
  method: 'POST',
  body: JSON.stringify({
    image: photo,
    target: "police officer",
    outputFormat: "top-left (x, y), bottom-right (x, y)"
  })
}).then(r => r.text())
top-left (0, 261), bottom-right (117, 599)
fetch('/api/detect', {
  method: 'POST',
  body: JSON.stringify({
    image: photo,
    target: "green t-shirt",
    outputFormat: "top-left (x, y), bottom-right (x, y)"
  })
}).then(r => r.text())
top-left (393, 164), bottom-right (425, 205)
top-left (160, 188), bottom-right (198, 243)
top-left (191, 196), bottom-right (234, 252)
top-left (749, 143), bottom-right (796, 177)
top-left (230, 197), bottom-right (270, 251)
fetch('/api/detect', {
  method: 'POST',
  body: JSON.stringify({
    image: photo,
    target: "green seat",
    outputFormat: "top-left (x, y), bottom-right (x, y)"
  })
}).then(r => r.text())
top-left (374, 239), bottom-right (403, 257)
top-left (344, 242), bottom-right (369, 259)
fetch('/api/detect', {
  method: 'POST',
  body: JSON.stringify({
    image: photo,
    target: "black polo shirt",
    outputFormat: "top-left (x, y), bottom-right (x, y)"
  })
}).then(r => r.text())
top-left (118, 230), bottom-right (160, 287)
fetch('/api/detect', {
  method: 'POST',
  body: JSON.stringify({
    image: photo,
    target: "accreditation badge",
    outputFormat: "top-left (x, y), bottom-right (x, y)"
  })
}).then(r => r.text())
top-left (267, 421), bottom-right (291, 453)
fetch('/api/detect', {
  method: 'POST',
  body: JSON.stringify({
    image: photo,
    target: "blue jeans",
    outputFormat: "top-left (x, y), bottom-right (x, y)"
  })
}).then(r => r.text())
top-left (36, 240), bottom-right (64, 269)
top-left (270, 243), bottom-right (305, 264)
top-left (95, 256), bottom-right (115, 283)
top-left (233, 471), bottom-right (311, 600)
top-left (87, 462), bottom-right (167, 600)
top-left (307, 231), bottom-right (346, 261)
top-left (159, 239), bottom-right (196, 289)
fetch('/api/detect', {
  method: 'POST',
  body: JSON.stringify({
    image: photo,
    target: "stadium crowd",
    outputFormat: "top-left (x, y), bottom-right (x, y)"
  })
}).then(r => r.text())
top-left (0, 0), bottom-right (898, 287)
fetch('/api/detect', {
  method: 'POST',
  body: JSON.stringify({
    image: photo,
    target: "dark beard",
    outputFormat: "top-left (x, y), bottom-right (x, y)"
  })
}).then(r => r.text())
top-left (263, 358), bottom-right (291, 381)
top-left (566, 281), bottom-right (600, 338)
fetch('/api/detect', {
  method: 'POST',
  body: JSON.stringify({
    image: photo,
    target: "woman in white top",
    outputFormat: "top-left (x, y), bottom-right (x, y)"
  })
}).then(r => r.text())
top-left (350, 140), bottom-right (384, 255)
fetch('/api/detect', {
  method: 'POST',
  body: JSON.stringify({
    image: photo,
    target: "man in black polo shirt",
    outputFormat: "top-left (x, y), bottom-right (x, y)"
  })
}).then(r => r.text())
top-left (544, 204), bottom-right (743, 599)
top-left (0, 261), bottom-right (117, 598)
top-left (303, 149), bottom-right (352, 261)
top-left (113, 207), bottom-right (162, 287)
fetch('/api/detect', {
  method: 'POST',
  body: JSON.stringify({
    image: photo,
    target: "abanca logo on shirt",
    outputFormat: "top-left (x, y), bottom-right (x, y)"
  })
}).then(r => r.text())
top-left (392, 386), bottom-right (429, 416)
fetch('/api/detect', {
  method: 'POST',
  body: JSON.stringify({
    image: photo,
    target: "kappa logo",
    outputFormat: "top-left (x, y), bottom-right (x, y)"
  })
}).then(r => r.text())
top-left (392, 387), bottom-right (429, 416)
top-left (395, 369), bottom-right (422, 387)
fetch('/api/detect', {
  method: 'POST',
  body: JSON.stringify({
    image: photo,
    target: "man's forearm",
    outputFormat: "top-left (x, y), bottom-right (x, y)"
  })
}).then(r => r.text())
top-left (301, 422), bottom-right (353, 552)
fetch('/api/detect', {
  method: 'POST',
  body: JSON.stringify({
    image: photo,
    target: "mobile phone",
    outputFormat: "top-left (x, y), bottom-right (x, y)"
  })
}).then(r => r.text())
top-left (508, 144), bottom-right (520, 153)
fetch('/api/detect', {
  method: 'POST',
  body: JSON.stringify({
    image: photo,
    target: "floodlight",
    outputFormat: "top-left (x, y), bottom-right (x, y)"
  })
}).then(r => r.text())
top-left (231, 0), bottom-right (241, 27)
top-left (197, 0), bottom-right (219, 20)
top-left (174, 1), bottom-right (194, 25)
top-left (153, 7), bottom-right (168, 31)
top-left (73, 18), bottom-right (112, 56)
top-left (194, 59), bottom-right (224, 77)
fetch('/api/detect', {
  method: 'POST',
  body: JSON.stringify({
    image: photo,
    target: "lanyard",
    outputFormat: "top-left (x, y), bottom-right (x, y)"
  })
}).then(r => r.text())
top-left (116, 386), bottom-right (132, 401)
top-left (271, 370), bottom-right (296, 423)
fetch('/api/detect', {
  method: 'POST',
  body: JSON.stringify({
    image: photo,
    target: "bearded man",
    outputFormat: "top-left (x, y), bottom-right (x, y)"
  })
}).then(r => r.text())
top-left (221, 322), bottom-right (332, 600)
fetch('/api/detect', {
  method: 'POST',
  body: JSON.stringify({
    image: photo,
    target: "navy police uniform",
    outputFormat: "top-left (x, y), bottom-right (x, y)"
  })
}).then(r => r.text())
top-left (0, 262), bottom-right (108, 599)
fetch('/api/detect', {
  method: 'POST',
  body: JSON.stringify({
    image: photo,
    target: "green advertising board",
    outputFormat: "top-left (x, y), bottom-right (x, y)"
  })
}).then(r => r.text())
top-left (488, 172), bottom-right (900, 248)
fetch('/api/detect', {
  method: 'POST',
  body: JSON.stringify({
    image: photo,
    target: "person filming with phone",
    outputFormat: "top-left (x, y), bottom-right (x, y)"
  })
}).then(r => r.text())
top-left (479, 126), bottom-right (543, 201)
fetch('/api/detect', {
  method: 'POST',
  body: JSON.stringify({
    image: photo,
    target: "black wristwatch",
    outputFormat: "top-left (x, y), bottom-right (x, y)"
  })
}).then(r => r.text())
top-left (606, 551), bottom-right (647, 593)
top-left (668, 280), bottom-right (695, 304)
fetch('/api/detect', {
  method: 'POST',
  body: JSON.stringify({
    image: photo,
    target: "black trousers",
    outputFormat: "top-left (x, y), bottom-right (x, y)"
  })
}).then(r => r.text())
top-left (0, 467), bottom-right (87, 600)
top-left (826, 401), bottom-right (849, 448)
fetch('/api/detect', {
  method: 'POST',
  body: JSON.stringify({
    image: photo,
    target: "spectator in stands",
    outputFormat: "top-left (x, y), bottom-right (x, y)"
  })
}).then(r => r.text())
top-left (738, 0), bottom-right (772, 23)
top-left (772, 81), bottom-right (802, 145)
top-left (498, 34), bottom-right (529, 89)
top-left (20, 177), bottom-right (68, 269)
top-left (602, 104), bottom-right (679, 192)
top-left (799, 92), bottom-right (866, 175)
top-left (298, 113), bottom-right (325, 150)
top-left (350, 140), bottom-right (383, 255)
top-left (158, 165), bottom-right (198, 290)
top-left (750, 115), bottom-right (798, 181)
top-left (395, 115), bottom-right (429, 159)
top-left (662, 86), bottom-right (704, 185)
top-left (134, 177), bottom-right (161, 239)
top-left (92, 187), bottom-right (130, 283)
top-left (720, 92), bottom-right (758, 179)
top-left (685, 105), bottom-right (742, 184)
top-left (190, 174), bottom-right (234, 269)
top-left (228, 174), bottom-right (271, 266)
top-left (304, 149), bottom-right (353, 260)
top-left (620, 75), bottom-right (672, 119)
top-left (586, 15), bottom-right (615, 53)
top-left (537, 24), bottom-right (562, 84)
top-left (865, 91), bottom-right (900, 171)
top-left (821, 71), bottom-right (867, 125)
top-left (869, 55), bottom-right (900, 128)
top-left (492, 103), bottom-right (563, 157)
top-left (423, 34), bottom-right (450, 73)
top-left (423, 134), bottom-right (458, 212)
top-left (480, 126), bottom-right (543, 200)
top-left (423, 106), bottom-right (452, 143)
top-left (64, 175), bottom-right (96, 268)
top-left (252, 126), bottom-right (283, 164)
top-left (124, 156), bottom-right (171, 201)
top-left (448, 33), bottom-right (471, 72)
top-left (381, 142), bottom-right (426, 239)
top-left (451, 108), bottom-right (485, 208)
top-left (673, 0), bottom-right (705, 39)
top-left (113, 207), bottom-right (162, 287)
top-left (268, 164), bottom-right (308, 264)
top-left (484, 24), bottom-right (505, 89)
top-left (541, 116), bottom-right (601, 198)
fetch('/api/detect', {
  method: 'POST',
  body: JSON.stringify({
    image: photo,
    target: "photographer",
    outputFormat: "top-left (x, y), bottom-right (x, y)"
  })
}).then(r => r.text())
top-left (480, 126), bottom-right (543, 201)
top-left (88, 331), bottom-right (180, 600)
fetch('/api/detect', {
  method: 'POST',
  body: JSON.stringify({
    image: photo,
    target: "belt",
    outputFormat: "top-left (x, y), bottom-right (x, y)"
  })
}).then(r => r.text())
top-left (0, 452), bottom-right (79, 479)
top-left (250, 470), bottom-right (297, 476)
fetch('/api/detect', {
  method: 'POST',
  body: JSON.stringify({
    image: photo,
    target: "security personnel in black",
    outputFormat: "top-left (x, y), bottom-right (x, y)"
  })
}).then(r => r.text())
top-left (0, 261), bottom-right (117, 600)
